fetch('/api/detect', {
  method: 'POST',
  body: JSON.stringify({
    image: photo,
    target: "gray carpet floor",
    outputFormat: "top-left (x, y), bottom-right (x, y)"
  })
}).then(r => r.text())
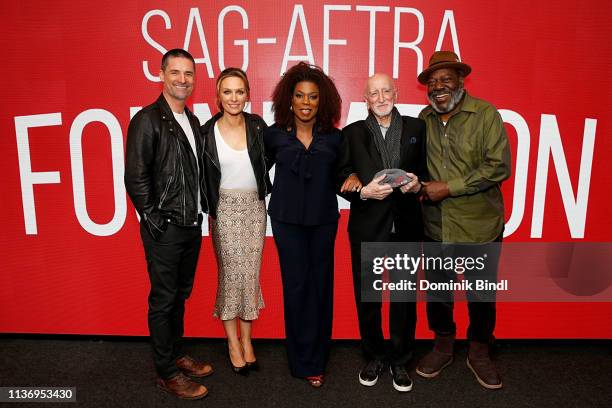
top-left (1, 337), bottom-right (610, 408)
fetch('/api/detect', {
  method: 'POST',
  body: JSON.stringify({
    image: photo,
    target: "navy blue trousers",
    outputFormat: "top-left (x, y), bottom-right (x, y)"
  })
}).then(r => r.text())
top-left (271, 219), bottom-right (337, 377)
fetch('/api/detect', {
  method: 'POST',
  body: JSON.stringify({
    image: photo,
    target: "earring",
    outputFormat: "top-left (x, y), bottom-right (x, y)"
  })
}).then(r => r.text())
top-left (290, 106), bottom-right (293, 111)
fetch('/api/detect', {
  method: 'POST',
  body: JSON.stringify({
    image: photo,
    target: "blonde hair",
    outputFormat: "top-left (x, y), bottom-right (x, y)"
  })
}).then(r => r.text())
top-left (215, 67), bottom-right (251, 112)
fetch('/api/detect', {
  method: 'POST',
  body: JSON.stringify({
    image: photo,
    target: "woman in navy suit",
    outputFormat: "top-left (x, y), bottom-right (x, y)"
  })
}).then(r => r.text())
top-left (264, 62), bottom-right (357, 387)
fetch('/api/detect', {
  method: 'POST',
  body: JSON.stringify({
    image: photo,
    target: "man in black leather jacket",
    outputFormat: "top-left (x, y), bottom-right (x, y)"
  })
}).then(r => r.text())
top-left (124, 49), bottom-right (212, 400)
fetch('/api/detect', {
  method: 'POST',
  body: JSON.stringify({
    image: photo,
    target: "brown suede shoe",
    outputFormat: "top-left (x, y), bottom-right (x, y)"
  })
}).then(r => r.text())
top-left (467, 341), bottom-right (502, 389)
top-left (177, 355), bottom-right (214, 378)
top-left (416, 334), bottom-right (455, 378)
top-left (156, 373), bottom-right (208, 400)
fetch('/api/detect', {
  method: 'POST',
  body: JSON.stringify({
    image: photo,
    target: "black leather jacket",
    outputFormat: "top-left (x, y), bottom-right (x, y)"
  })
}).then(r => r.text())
top-left (125, 94), bottom-right (208, 239)
top-left (201, 112), bottom-right (270, 219)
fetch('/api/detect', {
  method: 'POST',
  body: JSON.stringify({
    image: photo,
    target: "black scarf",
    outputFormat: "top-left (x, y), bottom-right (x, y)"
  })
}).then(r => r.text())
top-left (365, 106), bottom-right (402, 169)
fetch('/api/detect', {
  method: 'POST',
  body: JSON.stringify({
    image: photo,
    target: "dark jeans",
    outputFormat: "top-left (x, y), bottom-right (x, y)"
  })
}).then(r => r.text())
top-left (140, 221), bottom-right (202, 379)
top-left (424, 234), bottom-right (502, 343)
top-left (271, 219), bottom-right (337, 377)
top-left (350, 233), bottom-right (417, 366)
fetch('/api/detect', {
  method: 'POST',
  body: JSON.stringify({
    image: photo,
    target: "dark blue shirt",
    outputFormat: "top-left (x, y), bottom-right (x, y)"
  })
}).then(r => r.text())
top-left (264, 124), bottom-right (342, 226)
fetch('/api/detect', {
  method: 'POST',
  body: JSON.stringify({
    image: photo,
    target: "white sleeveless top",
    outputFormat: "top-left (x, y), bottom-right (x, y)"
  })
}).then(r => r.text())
top-left (214, 122), bottom-right (258, 190)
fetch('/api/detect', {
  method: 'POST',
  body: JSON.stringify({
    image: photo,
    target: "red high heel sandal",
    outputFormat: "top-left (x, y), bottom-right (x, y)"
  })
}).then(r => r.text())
top-left (306, 375), bottom-right (324, 388)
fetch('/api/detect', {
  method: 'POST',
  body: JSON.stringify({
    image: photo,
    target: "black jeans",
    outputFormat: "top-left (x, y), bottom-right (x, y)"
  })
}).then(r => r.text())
top-left (350, 233), bottom-right (417, 366)
top-left (140, 221), bottom-right (202, 379)
top-left (424, 234), bottom-right (502, 343)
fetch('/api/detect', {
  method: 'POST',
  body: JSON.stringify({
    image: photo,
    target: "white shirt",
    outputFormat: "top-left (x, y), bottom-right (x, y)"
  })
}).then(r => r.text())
top-left (214, 122), bottom-right (257, 190)
top-left (173, 111), bottom-right (201, 213)
top-left (379, 124), bottom-right (389, 139)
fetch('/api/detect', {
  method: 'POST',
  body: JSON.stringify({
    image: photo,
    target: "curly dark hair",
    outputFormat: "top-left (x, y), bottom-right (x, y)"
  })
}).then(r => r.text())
top-left (271, 62), bottom-right (342, 132)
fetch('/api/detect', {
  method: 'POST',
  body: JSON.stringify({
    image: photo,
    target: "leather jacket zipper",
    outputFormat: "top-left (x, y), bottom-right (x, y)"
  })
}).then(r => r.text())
top-left (158, 176), bottom-right (174, 209)
top-left (204, 148), bottom-right (220, 172)
top-left (147, 214), bottom-right (164, 232)
top-left (256, 125), bottom-right (268, 196)
top-left (200, 169), bottom-right (209, 214)
top-left (177, 140), bottom-right (187, 223)
top-left (181, 166), bottom-right (186, 223)
top-left (186, 122), bottom-right (200, 223)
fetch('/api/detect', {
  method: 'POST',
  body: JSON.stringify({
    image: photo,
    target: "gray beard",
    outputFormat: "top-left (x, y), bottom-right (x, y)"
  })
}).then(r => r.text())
top-left (428, 85), bottom-right (465, 114)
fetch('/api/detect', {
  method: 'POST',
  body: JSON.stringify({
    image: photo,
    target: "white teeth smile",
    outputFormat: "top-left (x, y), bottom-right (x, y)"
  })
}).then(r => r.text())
top-left (435, 94), bottom-right (449, 100)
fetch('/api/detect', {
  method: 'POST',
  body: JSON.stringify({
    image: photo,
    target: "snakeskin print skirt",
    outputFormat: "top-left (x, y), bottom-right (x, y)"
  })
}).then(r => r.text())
top-left (211, 189), bottom-right (266, 320)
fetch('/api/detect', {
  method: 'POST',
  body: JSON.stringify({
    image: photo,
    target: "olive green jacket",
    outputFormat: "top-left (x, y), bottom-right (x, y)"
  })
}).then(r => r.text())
top-left (419, 92), bottom-right (511, 243)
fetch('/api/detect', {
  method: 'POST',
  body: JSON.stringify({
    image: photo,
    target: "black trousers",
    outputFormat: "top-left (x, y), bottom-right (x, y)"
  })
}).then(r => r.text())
top-left (350, 234), bottom-right (417, 366)
top-left (424, 234), bottom-right (502, 343)
top-left (271, 219), bottom-right (337, 377)
top-left (140, 221), bottom-right (202, 379)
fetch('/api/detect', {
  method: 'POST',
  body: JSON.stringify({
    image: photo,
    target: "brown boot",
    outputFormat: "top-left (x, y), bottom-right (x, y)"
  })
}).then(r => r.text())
top-left (177, 355), bottom-right (214, 378)
top-left (416, 334), bottom-right (455, 378)
top-left (467, 341), bottom-right (502, 389)
top-left (156, 373), bottom-right (208, 399)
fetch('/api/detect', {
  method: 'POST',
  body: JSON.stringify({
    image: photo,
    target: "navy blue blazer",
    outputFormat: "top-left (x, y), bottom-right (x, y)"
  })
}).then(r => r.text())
top-left (264, 124), bottom-right (346, 226)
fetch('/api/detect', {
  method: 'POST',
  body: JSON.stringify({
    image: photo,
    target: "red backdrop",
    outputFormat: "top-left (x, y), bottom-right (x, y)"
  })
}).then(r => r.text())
top-left (1, 0), bottom-right (610, 338)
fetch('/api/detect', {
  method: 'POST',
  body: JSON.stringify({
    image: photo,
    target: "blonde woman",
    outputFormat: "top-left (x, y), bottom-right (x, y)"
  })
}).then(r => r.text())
top-left (201, 68), bottom-right (269, 375)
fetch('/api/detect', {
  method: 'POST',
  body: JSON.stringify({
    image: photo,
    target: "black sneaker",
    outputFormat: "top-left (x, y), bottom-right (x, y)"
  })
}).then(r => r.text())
top-left (358, 360), bottom-right (385, 386)
top-left (390, 365), bottom-right (413, 392)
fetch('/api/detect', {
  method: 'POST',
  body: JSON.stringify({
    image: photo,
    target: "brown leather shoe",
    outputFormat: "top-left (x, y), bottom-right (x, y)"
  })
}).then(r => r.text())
top-left (176, 355), bottom-right (214, 378)
top-left (156, 373), bottom-right (208, 400)
top-left (416, 334), bottom-right (454, 378)
top-left (467, 341), bottom-right (502, 389)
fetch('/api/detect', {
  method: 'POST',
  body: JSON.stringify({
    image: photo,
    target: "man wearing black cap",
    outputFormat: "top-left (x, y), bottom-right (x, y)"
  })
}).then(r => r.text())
top-left (415, 51), bottom-right (511, 389)
top-left (125, 48), bottom-right (212, 399)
